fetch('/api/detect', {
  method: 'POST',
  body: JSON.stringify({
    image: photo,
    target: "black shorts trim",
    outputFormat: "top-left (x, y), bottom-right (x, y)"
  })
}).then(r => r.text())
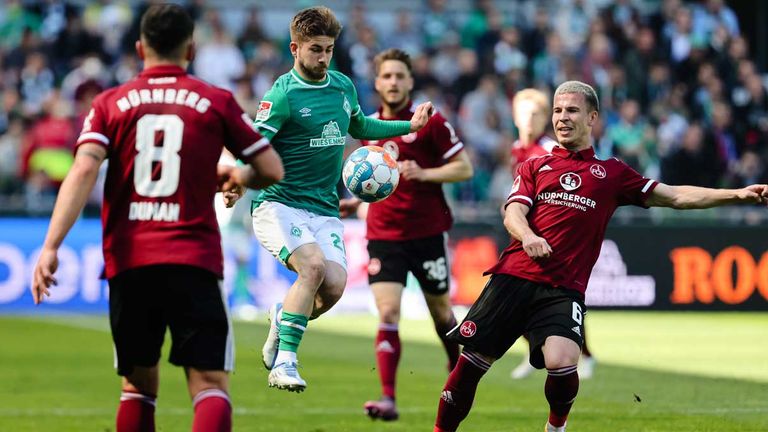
top-left (108, 264), bottom-right (232, 376)
top-left (367, 233), bottom-right (450, 295)
top-left (448, 274), bottom-right (585, 368)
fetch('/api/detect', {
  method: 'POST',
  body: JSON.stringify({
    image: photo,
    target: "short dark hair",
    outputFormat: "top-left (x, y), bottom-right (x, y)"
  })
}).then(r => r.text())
top-left (140, 4), bottom-right (194, 58)
top-left (373, 48), bottom-right (412, 75)
top-left (290, 6), bottom-right (342, 42)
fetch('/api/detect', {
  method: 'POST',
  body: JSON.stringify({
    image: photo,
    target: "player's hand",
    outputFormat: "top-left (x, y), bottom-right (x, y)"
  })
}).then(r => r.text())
top-left (222, 185), bottom-right (244, 208)
top-left (31, 247), bottom-right (59, 305)
top-left (339, 197), bottom-right (362, 218)
top-left (740, 184), bottom-right (768, 205)
top-left (217, 164), bottom-right (237, 191)
top-left (399, 160), bottom-right (427, 181)
top-left (521, 233), bottom-right (552, 260)
top-left (409, 102), bottom-right (434, 132)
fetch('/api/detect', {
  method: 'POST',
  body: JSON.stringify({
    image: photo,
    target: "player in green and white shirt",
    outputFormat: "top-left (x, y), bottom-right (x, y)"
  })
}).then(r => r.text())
top-left (252, 6), bottom-right (433, 393)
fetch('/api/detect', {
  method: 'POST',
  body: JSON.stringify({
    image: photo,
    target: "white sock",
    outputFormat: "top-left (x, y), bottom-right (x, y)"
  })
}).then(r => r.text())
top-left (275, 350), bottom-right (297, 365)
top-left (546, 422), bottom-right (567, 432)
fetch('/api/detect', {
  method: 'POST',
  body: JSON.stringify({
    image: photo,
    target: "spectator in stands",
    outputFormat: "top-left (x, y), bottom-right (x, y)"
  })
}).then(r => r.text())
top-left (662, 123), bottom-right (721, 187)
top-left (193, 15), bottom-right (245, 92)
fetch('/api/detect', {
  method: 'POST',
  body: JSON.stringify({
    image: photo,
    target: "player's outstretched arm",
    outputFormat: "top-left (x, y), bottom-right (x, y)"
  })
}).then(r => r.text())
top-left (504, 202), bottom-right (552, 259)
top-left (32, 143), bottom-right (106, 305)
top-left (646, 183), bottom-right (768, 209)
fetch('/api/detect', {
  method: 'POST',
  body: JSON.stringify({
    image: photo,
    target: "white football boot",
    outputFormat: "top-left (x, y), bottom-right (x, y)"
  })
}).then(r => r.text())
top-left (268, 361), bottom-right (307, 393)
top-left (262, 302), bottom-right (282, 370)
top-left (510, 353), bottom-right (536, 379)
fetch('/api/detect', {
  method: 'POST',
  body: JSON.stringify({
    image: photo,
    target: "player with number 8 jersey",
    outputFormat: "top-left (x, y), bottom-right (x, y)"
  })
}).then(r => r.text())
top-left (81, 63), bottom-right (272, 279)
top-left (30, 5), bottom-right (283, 431)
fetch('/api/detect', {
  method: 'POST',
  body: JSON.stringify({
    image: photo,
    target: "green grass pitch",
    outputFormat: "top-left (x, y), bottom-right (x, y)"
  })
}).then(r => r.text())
top-left (0, 311), bottom-right (766, 431)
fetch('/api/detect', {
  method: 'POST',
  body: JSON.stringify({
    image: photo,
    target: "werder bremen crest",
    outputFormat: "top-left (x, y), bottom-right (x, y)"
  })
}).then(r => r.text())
top-left (310, 121), bottom-right (346, 147)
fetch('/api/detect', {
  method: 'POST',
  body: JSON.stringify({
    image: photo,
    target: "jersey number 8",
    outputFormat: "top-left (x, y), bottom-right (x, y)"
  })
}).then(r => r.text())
top-left (134, 114), bottom-right (184, 197)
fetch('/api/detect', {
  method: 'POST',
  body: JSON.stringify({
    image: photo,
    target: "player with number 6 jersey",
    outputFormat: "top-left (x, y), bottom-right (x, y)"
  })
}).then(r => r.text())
top-left (339, 48), bottom-right (473, 421)
top-left (30, 5), bottom-right (283, 432)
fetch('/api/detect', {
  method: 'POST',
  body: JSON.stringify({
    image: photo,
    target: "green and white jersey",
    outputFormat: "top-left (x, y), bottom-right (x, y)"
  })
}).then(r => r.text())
top-left (252, 69), bottom-right (411, 217)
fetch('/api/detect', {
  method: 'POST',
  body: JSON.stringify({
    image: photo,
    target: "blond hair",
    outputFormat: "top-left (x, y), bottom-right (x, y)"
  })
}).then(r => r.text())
top-left (512, 88), bottom-right (549, 116)
top-left (554, 81), bottom-right (600, 112)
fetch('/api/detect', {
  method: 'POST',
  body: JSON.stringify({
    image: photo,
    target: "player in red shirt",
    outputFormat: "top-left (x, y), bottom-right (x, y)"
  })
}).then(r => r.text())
top-left (506, 88), bottom-right (596, 381)
top-left (433, 81), bottom-right (768, 432)
top-left (339, 48), bottom-right (473, 421)
top-left (30, 5), bottom-right (283, 432)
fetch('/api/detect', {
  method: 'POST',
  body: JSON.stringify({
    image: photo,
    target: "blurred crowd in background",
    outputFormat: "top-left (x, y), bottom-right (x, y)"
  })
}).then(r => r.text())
top-left (0, 0), bottom-right (766, 222)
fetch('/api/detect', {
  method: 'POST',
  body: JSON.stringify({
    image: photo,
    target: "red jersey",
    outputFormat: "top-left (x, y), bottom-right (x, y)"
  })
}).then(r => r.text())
top-left (509, 134), bottom-right (557, 174)
top-left (361, 103), bottom-right (464, 240)
top-left (76, 65), bottom-right (270, 279)
top-left (486, 146), bottom-right (657, 295)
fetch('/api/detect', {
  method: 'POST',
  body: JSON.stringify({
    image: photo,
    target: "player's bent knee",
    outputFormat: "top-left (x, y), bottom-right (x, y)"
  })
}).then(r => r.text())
top-left (187, 368), bottom-right (229, 397)
top-left (298, 257), bottom-right (326, 284)
top-left (378, 304), bottom-right (401, 323)
top-left (122, 366), bottom-right (159, 395)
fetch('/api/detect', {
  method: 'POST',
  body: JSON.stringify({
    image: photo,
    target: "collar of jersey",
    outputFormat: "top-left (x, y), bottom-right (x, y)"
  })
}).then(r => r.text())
top-left (290, 69), bottom-right (330, 88)
top-left (376, 101), bottom-right (413, 120)
top-left (139, 65), bottom-right (187, 77)
top-left (551, 146), bottom-right (595, 160)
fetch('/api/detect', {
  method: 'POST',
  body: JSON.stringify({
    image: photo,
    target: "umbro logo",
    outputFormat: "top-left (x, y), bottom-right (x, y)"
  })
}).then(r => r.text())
top-left (376, 340), bottom-right (395, 353)
top-left (299, 107), bottom-right (312, 117)
top-left (571, 326), bottom-right (582, 336)
top-left (539, 164), bottom-right (553, 172)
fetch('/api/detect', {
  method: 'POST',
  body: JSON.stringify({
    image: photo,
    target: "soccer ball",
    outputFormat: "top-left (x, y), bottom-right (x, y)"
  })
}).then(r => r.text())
top-left (342, 146), bottom-right (399, 203)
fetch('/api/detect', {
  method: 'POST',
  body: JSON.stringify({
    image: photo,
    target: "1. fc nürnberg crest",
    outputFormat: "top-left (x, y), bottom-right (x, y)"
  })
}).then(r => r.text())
top-left (559, 172), bottom-right (582, 191)
top-left (460, 321), bottom-right (477, 337)
top-left (590, 164), bottom-right (606, 179)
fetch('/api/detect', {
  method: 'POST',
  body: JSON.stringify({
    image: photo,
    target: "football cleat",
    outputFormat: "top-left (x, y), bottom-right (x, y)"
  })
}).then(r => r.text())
top-left (578, 355), bottom-right (596, 380)
top-left (510, 354), bottom-right (536, 379)
top-left (545, 422), bottom-right (567, 432)
top-left (262, 302), bottom-right (282, 370)
top-left (268, 361), bottom-right (306, 393)
top-left (364, 397), bottom-right (399, 421)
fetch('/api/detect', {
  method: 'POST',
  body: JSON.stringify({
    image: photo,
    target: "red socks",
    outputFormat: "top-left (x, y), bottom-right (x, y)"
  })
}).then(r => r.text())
top-left (434, 351), bottom-right (490, 432)
top-left (117, 392), bottom-right (156, 432)
top-left (545, 365), bottom-right (579, 427)
top-left (192, 389), bottom-right (232, 432)
top-left (375, 323), bottom-right (401, 399)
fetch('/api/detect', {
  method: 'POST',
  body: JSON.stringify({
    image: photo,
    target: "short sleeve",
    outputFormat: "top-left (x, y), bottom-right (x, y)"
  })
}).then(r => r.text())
top-left (615, 160), bottom-right (658, 207)
top-left (429, 111), bottom-right (464, 160)
top-left (221, 94), bottom-right (270, 159)
top-left (254, 84), bottom-right (290, 140)
top-left (76, 99), bottom-right (110, 150)
top-left (504, 159), bottom-right (536, 208)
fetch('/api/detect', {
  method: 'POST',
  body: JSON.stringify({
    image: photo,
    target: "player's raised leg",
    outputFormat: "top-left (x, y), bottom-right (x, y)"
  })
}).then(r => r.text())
top-left (267, 243), bottom-right (326, 392)
top-left (364, 281), bottom-right (404, 421)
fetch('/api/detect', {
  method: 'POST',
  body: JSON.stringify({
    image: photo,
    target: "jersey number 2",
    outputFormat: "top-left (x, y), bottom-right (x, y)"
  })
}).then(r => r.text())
top-left (134, 114), bottom-right (184, 197)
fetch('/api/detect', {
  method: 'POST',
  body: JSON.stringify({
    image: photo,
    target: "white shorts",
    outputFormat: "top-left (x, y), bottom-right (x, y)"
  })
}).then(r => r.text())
top-left (251, 200), bottom-right (347, 270)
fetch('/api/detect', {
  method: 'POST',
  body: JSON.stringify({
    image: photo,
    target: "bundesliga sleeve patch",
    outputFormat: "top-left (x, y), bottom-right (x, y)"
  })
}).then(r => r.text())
top-left (256, 101), bottom-right (272, 121)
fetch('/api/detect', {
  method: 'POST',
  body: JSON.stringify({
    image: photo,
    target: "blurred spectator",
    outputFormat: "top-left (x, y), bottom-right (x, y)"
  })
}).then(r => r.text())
top-left (421, 0), bottom-right (458, 53)
top-left (532, 33), bottom-right (565, 89)
top-left (193, 12), bottom-right (245, 92)
top-left (50, 10), bottom-right (105, 78)
top-left (661, 123), bottom-right (721, 187)
top-left (692, 0), bottom-right (739, 39)
top-left (237, 7), bottom-right (268, 61)
top-left (606, 99), bottom-right (655, 174)
top-left (384, 9), bottom-right (423, 56)
top-left (0, 0), bottom-right (42, 51)
top-left (623, 26), bottom-right (658, 109)
top-left (19, 51), bottom-right (54, 115)
top-left (20, 93), bottom-right (76, 207)
top-left (493, 26), bottom-right (527, 76)
top-left (461, 0), bottom-right (495, 50)
top-left (451, 49), bottom-right (480, 110)
top-left (458, 74), bottom-right (513, 166)
top-left (554, 0), bottom-right (595, 54)
top-left (0, 114), bottom-right (24, 195)
top-left (727, 150), bottom-right (768, 188)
